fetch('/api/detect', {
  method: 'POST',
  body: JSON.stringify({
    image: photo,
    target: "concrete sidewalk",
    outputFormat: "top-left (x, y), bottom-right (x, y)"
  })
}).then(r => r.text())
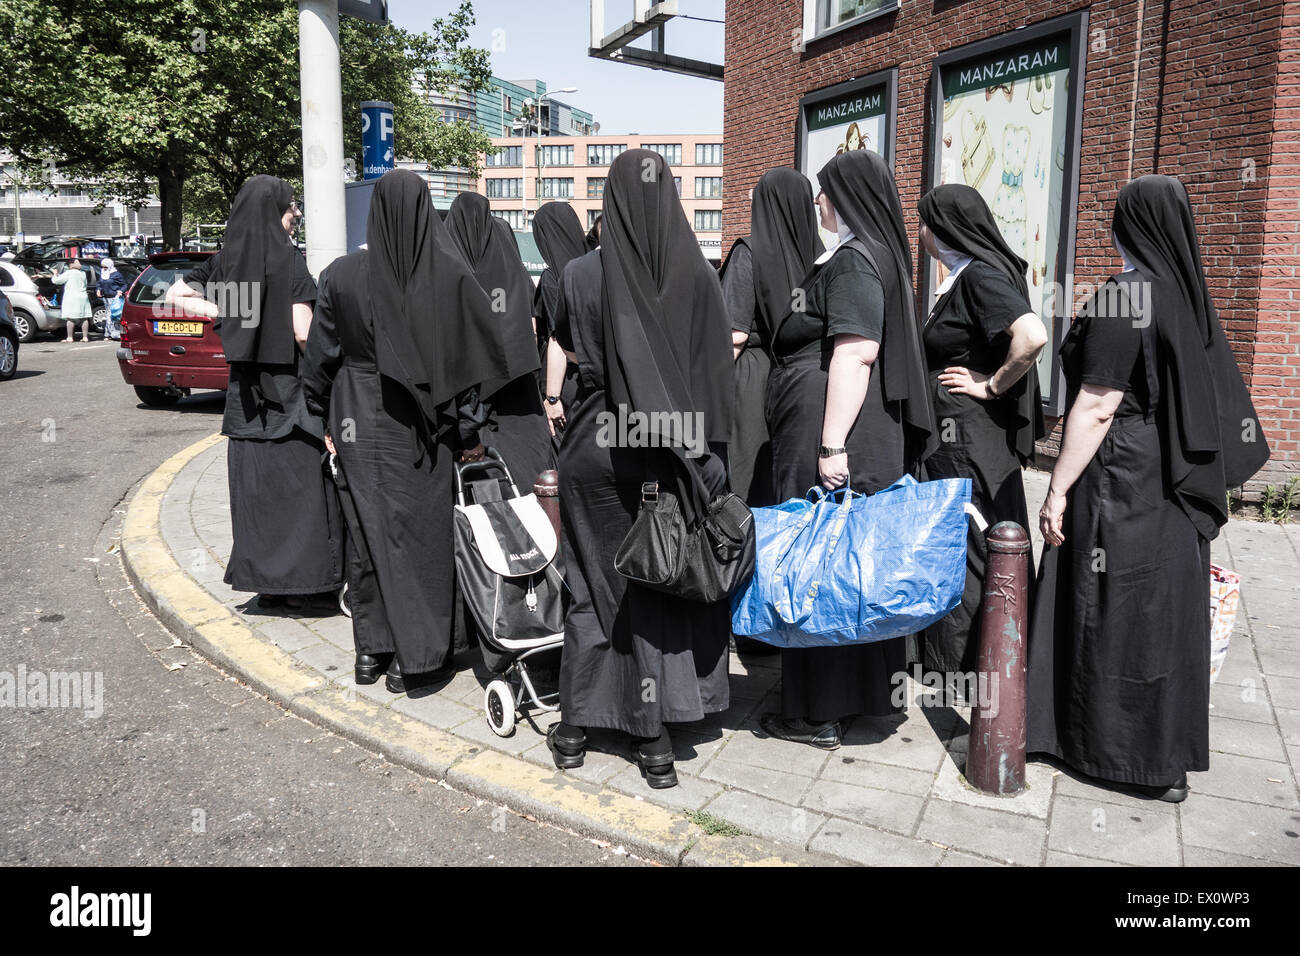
top-left (126, 434), bottom-right (1300, 866)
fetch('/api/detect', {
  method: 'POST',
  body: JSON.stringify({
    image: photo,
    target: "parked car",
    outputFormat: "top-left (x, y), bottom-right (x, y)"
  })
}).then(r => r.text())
top-left (0, 290), bottom-right (19, 380)
top-left (116, 251), bottom-right (227, 406)
top-left (0, 260), bottom-right (58, 342)
top-left (32, 259), bottom-right (145, 332)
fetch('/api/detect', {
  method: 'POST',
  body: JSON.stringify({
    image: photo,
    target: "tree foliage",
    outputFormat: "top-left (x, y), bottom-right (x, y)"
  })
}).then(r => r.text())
top-left (0, 0), bottom-right (493, 247)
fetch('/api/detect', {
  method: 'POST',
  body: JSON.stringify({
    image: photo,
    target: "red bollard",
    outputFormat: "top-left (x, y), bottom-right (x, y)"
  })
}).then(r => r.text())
top-left (966, 521), bottom-right (1030, 796)
top-left (533, 469), bottom-right (561, 539)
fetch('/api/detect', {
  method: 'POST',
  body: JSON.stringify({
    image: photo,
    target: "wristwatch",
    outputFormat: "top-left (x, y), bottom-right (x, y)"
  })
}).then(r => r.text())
top-left (818, 445), bottom-right (846, 458)
top-left (545, 395), bottom-right (561, 405)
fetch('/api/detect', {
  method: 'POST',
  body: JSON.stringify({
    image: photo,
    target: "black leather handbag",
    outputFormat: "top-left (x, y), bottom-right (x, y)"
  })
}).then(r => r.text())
top-left (614, 459), bottom-right (756, 603)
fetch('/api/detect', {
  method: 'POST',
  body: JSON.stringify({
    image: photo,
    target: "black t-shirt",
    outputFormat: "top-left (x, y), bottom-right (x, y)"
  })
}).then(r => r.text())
top-left (1064, 276), bottom-right (1151, 418)
top-left (772, 244), bottom-right (883, 357)
top-left (923, 261), bottom-right (1027, 374)
top-left (721, 240), bottom-right (762, 348)
top-left (188, 248), bottom-right (320, 440)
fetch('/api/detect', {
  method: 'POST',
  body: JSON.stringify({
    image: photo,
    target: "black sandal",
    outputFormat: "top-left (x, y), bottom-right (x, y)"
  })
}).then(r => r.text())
top-left (633, 741), bottom-right (679, 790)
top-left (547, 725), bottom-right (586, 770)
top-left (759, 713), bottom-right (841, 751)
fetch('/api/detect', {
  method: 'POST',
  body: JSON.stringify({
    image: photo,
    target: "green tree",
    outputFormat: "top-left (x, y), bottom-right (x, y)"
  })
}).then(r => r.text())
top-left (0, 0), bottom-right (493, 248)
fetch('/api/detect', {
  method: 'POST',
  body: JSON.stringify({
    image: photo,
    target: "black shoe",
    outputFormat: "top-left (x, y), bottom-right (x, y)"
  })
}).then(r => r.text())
top-left (385, 658), bottom-right (453, 694)
top-left (355, 653), bottom-right (390, 685)
top-left (633, 740), bottom-right (679, 789)
top-left (283, 594), bottom-right (307, 612)
top-left (1156, 773), bottom-right (1189, 803)
top-left (759, 713), bottom-right (841, 751)
top-left (546, 725), bottom-right (586, 769)
top-left (256, 594), bottom-right (286, 609)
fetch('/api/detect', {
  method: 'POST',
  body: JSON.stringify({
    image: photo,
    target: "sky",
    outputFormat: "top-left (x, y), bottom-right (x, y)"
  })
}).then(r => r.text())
top-left (388, 0), bottom-right (725, 134)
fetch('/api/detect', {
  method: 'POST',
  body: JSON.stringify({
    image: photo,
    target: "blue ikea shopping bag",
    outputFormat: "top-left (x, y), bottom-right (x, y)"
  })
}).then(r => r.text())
top-left (731, 475), bottom-right (971, 648)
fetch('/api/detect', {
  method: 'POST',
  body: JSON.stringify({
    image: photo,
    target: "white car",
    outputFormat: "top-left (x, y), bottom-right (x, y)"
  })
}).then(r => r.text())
top-left (0, 261), bottom-right (57, 342)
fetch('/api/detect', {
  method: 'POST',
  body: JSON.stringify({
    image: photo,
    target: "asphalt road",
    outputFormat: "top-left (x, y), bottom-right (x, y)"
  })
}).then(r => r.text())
top-left (0, 338), bottom-right (644, 866)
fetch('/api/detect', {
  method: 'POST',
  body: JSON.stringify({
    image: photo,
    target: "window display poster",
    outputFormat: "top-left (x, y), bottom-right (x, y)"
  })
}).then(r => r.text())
top-left (799, 78), bottom-right (889, 248)
top-left (935, 31), bottom-right (1074, 402)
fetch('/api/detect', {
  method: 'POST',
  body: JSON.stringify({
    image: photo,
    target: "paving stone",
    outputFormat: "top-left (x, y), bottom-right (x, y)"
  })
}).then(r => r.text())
top-left (801, 779), bottom-right (926, 834)
top-left (391, 691), bottom-right (477, 732)
top-left (714, 727), bottom-right (832, 777)
top-left (1265, 674), bottom-right (1300, 711)
top-left (1180, 793), bottom-right (1300, 865)
top-left (668, 729), bottom-right (728, 766)
top-left (1047, 794), bottom-right (1179, 866)
top-left (606, 765), bottom-right (722, 811)
top-left (454, 711), bottom-right (547, 755)
top-left (1208, 715), bottom-right (1287, 763)
top-left (1049, 768), bottom-right (1167, 810)
top-left (562, 747), bottom-right (634, 787)
top-left (1183, 845), bottom-right (1295, 867)
top-left (256, 617), bottom-right (321, 654)
top-left (340, 675), bottom-right (397, 708)
top-left (293, 642), bottom-right (351, 680)
top-left (916, 799), bottom-right (1047, 866)
top-left (1193, 752), bottom-right (1298, 809)
top-left (839, 714), bottom-right (949, 773)
top-left (1045, 851), bottom-right (1127, 867)
top-left (308, 614), bottom-right (355, 652)
top-left (704, 789), bottom-right (826, 848)
top-left (808, 818), bottom-right (943, 866)
top-left (1209, 678), bottom-right (1275, 724)
top-left (699, 758), bottom-right (816, 803)
top-left (1278, 708), bottom-right (1300, 747)
top-left (1259, 648), bottom-right (1300, 680)
top-left (940, 849), bottom-right (1008, 866)
top-left (930, 751), bottom-right (1054, 818)
top-left (820, 755), bottom-right (937, 796)
top-left (727, 666), bottom-right (781, 701)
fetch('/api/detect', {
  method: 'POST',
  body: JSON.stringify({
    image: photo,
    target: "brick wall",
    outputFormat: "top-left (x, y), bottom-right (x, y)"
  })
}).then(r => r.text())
top-left (724, 0), bottom-right (1294, 478)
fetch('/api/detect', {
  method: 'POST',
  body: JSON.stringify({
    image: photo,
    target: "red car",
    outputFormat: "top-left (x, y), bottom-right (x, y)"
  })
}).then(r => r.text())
top-left (116, 251), bottom-right (229, 406)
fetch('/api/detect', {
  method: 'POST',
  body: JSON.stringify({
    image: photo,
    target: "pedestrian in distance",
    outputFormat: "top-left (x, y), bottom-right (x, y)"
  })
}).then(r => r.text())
top-left (164, 174), bottom-right (344, 613)
top-left (546, 149), bottom-right (734, 789)
top-left (915, 184), bottom-right (1048, 678)
top-left (97, 257), bottom-right (128, 340)
top-left (761, 149), bottom-right (936, 751)
top-left (53, 258), bottom-right (92, 342)
top-left (301, 169), bottom-right (517, 693)
top-left (1026, 175), bottom-right (1270, 803)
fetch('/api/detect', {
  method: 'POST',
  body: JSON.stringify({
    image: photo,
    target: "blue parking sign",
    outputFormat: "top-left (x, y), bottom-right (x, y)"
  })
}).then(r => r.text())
top-left (361, 101), bottom-right (395, 180)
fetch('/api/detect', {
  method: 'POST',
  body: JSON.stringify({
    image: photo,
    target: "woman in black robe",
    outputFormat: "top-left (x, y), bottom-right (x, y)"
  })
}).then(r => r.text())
top-left (165, 175), bottom-right (342, 610)
top-left (720, 167), bottom-right (824, 507)
top-left (445, 192), bottom-right (552, 489)
top-left (1028, 175), bottom-right (1269, 801)
top-left (916, 184), bottom-right (1048, 676)
top-left (761, 150), bottom-right (936, 750)
top-left (300, 170), bottom-right (515, 692)
top-left (532, 202), bottom-right (588, 445)
top-left (547, 149), bottom-right (734, 789)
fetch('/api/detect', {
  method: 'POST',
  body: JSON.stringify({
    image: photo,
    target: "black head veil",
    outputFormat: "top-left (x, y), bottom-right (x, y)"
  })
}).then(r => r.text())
top-left (444, 191), bottom-right (541, 395)
top-left (749, 167), bottom-right (824, 339)
top-left (1110, 174), bottom-right (1269, 534)
top-left (365, 170), bottom-right (510, 428)
top-left (533, 202), bottom-right (588, 278)
top-left (213, 174), bottom-right (296, 366)
top-left (599, 149), bottom-right (733, 498)
top-left (817, 150), bottom-right (936, 466)
top-left (918, 183), bottom-right (1044, 463)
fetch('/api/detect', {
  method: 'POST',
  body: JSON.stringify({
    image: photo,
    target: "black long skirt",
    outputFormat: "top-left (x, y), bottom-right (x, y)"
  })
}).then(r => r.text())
top-left (730, 347), bottom-right (774, 506)
top-left (225, 429), bottom-right (343, 595)
top-left (1026, 414), bottom-right (1211, 786)
top-left (557, 386), bottom-right (731, 738)
top-left (919, 383), bottom-right (1032, 674)
top-left (331, 369), bottom-right (458, 674)
top-left (765, 357), bottom-right (908, 723)
top-left (485, 374), bottom-right (555, 492)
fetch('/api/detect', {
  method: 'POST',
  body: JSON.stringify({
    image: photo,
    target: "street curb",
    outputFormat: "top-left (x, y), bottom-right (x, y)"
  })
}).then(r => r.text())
top-left (120, 433), bottom-right (844, 868)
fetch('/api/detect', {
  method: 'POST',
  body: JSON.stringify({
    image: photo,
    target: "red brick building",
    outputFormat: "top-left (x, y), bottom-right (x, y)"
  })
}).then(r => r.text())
top-left (723, 1), bottom-right (1299, 483)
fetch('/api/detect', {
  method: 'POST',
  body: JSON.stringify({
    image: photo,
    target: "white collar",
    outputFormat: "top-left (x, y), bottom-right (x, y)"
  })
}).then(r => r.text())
top-left (814, 227), bottom-right (854, 266)
top-left (934, 255), bottom-right (973, 296)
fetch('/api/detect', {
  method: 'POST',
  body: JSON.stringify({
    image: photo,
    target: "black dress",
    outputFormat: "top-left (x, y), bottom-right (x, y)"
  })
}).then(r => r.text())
top-left (534, 266), bottom-right (581, 443)
top-left (301, 253), bottom-right (484, 673)
top-left (1026, 273), bottom-right (1210, 786)
top-left (188, 250), bottom-right (343, 596)
top-left (920, 261), bottom-right (1034, 674)
top-left (766, 242), bottom-right (907, 723)
top-left (552, 250), bottom-right (731, 737)
top-left (719, 240), bottom-right (774, 506)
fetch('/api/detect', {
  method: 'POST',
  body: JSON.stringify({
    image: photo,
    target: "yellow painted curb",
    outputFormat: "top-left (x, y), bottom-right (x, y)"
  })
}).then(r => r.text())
top-left (120, 433), bottom-right (840, 867)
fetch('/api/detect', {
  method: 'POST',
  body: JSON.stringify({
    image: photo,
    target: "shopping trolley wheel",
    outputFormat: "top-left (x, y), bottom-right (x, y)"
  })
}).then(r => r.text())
top-left (485, 680), bottom-right (516, 737)
top-left (338, 582), bottom-right (352, 619)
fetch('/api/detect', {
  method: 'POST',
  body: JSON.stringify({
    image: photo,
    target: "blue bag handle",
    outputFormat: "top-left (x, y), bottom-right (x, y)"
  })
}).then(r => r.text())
top-left (772, 484), bottom-right (858, 626)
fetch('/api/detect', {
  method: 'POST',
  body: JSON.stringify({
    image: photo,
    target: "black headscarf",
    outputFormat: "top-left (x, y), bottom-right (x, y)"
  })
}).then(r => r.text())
top-left (746, 167), bottom-right (824, 341)
top-left (599, 149), bottom-right (733, 506)
top-left (817, 150), bottom-right (936, 466)
top-left (586, 213), bottom-right (602, 250)
top-left (365, 170), bottom-right (511, 430)
top-left (212, 174), bottom-right (296, 366)
top-left (918, 183), bottom-right (1044, 463)
top-left (445, 191), bottom-right (542, 396)
top-left (1109, 174), bottom-right (1269, 536)
top-left (533, 202), bottom-right (588, 339)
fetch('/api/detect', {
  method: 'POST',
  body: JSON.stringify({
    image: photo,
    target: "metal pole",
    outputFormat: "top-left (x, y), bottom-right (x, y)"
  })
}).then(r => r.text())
top-left (298, 0), bottom-right (347, 277)
top-left (966, 520), bottom-right (1030, 796)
